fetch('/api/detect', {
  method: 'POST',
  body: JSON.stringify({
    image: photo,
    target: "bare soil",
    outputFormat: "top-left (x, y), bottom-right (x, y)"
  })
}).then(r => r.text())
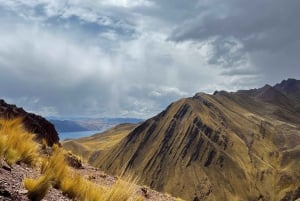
top-left (0, 160), bottom-right (176, 201)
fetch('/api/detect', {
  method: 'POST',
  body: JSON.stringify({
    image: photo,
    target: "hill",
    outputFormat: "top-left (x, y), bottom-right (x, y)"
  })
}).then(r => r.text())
top-left (62, 123), bottom-right (138, 159)
top-left (0, 99), bottom-right (59, 145)
top-left (0, 118), bottom-right (177, 201)
top-left (70, 79), bottom-right (300, 201)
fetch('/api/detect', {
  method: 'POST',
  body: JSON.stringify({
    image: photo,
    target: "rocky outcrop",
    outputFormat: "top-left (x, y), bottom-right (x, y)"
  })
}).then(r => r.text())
top-left (0, 99), bottom-right (59, 146)
top-left (65, 152), bottom-right (82, 169)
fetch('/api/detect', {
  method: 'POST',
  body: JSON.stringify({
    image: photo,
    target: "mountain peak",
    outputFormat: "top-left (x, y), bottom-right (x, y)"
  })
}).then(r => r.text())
top-left (64, 79), bottom-right (300, 201)
top-left (274, 78), bottom-right (300, 102)
top-left (274, 78), bottom-right (300, 91)
top-left (254, 84), bottom-right (291, 106)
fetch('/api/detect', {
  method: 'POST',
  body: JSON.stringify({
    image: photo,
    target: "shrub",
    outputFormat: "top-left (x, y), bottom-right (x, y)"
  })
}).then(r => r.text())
top-left (23, 175), bottom-right (51, 201)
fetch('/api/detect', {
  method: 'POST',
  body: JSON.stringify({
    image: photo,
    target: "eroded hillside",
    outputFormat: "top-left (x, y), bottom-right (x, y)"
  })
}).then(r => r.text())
top-left (65, 79), bottom-right (300, 201)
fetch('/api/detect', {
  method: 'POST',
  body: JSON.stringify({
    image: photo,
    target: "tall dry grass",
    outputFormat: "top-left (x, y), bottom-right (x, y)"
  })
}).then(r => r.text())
top-left (0, 118), bottom-right (140, 201)
top-left (23, 175), bottom-right (51, 201)
top-left (0, 118), bottom-right (39, 165)
top-left (41, 145), bottom-right (139, 201)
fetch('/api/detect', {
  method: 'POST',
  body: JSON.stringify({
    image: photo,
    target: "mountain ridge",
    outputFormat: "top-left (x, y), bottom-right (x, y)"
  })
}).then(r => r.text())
top-left (66, 79), bottom-right (300, 201)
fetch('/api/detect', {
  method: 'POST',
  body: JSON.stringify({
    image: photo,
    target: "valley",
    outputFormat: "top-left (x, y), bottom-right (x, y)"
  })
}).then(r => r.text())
top-left (0, 79), bottom-right (299, 201)
top-left (1, 1), bottom-right (299, 200)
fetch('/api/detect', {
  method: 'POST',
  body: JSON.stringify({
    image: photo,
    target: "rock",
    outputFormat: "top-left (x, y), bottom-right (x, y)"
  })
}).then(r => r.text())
top-left (99, 174), bottom-right (106, 179)
top-left (193, 196), bottom-right (200, 201)
top-left (1, 161), bottom-right (11, 172)
top-left (17, 190), bottom-right (28, 194)
top-left (141, 186), bottom-right (149, 198)
top-left (65, 152), bottom-right (82, 169)
top-left (0, 186), bottom-right (11, 198)
top-left (0, 99), bottom-right (59, 146)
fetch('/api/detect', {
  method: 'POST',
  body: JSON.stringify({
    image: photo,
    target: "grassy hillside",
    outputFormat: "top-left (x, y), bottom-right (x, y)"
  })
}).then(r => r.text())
top-left (0, 118), bottom-right (143, 201)
top-left (67, 80), bottom-right (300, 201)
top-left (62, 123), bottom-right (137, 160)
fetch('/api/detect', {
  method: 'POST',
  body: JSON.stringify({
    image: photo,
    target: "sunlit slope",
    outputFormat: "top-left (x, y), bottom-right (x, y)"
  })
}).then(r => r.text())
top-left (93, 80), bottom-right (300, 201)
top-left (62, 123), bottom-right (137, 160)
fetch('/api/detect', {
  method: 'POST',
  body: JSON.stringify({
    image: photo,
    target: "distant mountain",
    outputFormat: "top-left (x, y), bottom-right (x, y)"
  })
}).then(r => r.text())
top-left (69, 79), bottom-right (300, 201)
top-left (274, 78), bottom-right (300, 102)
top-left (49, 117), bottom-right (142, 132)
top-left (0, 99), bottom-right (59, 145)
top-left (49, 119), bottom-right (88, 132)
top-left (76, 118), bottom-right (142, 131)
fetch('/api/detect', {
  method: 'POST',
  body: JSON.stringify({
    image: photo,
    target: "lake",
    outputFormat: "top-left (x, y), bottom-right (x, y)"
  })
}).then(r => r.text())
top-left (59, 130), bottom-right (102, 141)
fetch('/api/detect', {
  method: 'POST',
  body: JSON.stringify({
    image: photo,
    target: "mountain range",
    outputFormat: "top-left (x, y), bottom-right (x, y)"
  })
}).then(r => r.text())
top-left (64, 78), bottom-right (300, 201)
top-left (49, 118), bottom-right (142, 132)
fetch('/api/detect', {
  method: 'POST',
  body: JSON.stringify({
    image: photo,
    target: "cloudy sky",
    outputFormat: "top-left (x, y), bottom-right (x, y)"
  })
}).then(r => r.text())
top-left (0, 0), bottom-right (299, 118)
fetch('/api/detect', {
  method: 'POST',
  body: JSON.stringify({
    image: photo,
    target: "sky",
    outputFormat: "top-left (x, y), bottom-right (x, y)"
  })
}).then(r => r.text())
top-left (0, 0), bottom-right (299, 118)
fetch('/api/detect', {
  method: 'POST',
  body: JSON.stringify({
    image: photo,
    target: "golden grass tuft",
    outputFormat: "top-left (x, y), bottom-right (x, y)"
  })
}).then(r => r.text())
top-left (134, 196), bottom-right (146, 201)
top-left (61, 174), bottom-right (105, 201)
top-left (24, 145), bottom-right (71, 201)
top-left (60, 173), bottom-right (83, 198)
top-left (0, 118), bottom-right (140, 201)
top-left (23, 175), bottom-right (51, 201)
top-left (0, 136), bottom-right (7, 159)
top-left (101, 178), bottom-right (138, 201)
top-left (43, 145), bottom-right (70, 188)
top-left (0, 118), bottom-right (39, 166)
top-left (5, 148), bottom-right (20, 165)
top-left (39, 145), bottom-right (104, 200)
top-left (47, 146), bottom-right (139, 201)
top-left (37, 143), bottom-right (140, 201)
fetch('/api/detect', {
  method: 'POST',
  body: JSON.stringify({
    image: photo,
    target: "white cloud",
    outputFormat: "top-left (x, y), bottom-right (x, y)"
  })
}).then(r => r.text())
top-left (0, 0), bottom-right (297, 118)
top-left (149, 86), bottom-right (188, 98)
top-left (100, 0), bottom-right (154, 8)
top-left (0, 0), bottom-right (140, 34)
top-left (0, 19), bottom-right (222, 117)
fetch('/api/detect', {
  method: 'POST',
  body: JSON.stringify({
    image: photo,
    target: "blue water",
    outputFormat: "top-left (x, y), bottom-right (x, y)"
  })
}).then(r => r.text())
top-left (59, 130), bottom-right (102, 141)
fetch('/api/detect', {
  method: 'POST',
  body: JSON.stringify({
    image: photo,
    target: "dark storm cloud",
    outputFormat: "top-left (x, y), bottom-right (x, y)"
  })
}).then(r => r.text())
top-left (171, 0), bottom-right (300, 49)
top-left (0, 14), bottom-right (199, 118)
top-left (169, 0), bottom-right (300, 83)
top-left (0, 0), bottom-right (299, 118)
